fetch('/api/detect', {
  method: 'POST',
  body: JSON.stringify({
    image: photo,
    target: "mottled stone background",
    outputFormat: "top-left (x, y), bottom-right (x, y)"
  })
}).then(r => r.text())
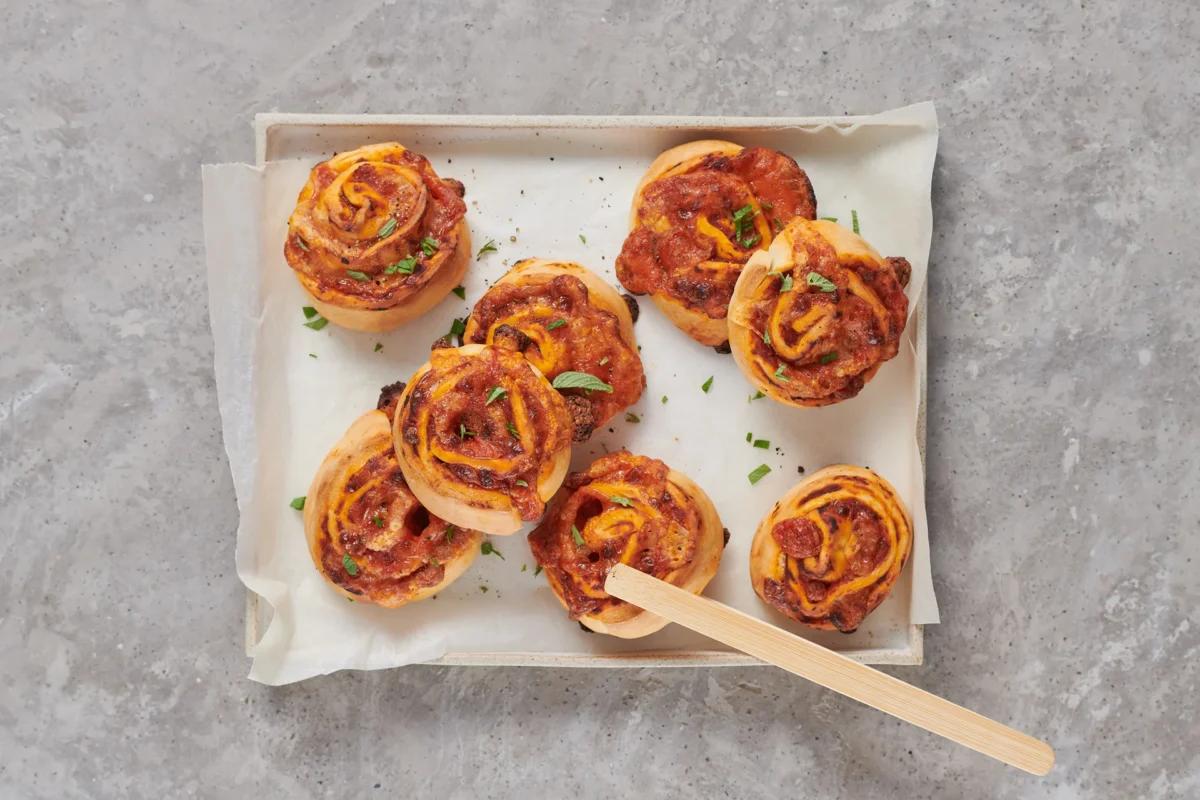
top-left (1, 1), bottom-right (1196, 797)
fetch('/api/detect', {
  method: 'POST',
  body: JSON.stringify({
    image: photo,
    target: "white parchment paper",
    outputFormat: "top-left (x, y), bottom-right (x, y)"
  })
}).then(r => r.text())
top-left (203, 104), bottom-right (940, 685)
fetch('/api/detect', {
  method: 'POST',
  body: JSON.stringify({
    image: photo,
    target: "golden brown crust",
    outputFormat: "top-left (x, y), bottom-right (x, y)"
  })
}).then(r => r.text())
top-left (528, 452), bottom-right (724, 638)
top-left (393, 344), bottom-right (573, 535)
top-left (304, 409), bottom-right (483, 606)
top-left (749, 465), bottom-right (912, 632)
top-left (463, 259), bottom-right (645, 433)
top-left (728, 219), bottom-right (910, 407)
top-left (616, 140), bottom-right (817, 346)
top-left (284, 142), bottom-right (470, 332)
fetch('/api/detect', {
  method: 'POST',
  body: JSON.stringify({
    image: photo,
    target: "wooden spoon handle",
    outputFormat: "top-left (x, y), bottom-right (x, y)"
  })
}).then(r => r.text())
top-left (604, 564), bottom-right (1054, 776)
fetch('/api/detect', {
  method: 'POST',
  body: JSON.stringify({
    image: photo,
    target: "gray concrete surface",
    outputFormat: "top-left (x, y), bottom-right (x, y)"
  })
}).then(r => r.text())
top-left (2, 1), bottom-right (1197, 797)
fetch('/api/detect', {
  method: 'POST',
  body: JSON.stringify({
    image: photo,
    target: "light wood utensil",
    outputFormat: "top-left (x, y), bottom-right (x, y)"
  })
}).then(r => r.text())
top-left (604, 563), bottom-right (1054, 776)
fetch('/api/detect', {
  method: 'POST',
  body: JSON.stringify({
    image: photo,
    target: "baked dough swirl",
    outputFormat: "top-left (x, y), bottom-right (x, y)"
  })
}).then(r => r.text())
top-left (284, 142), bottom-right (470, 332)
top-left (529, 452), bottom-right (724, 638)
top-left (464, 259), bottom-right (645, 439)
top-left (616, 140), bottom-right (816, 347)
top-left (393, 344), bottom-right (573, 535)
top-left (304, 389), bottom-right (483, 606)
top-left (749, 465), bottom-right (912, 632)
top-left (728, 218), bottom-right (911, 406)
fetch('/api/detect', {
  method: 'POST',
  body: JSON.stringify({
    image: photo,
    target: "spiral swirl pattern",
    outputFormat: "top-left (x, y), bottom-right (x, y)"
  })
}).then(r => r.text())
top-left (750, 465), bottom-right (912, 632)
top-left (305, 409), bottom-right (482, 606)
top-left (394, 345), bottom-right (572, 534)
top-left (529, 452), bottom-right (724, 637)
top-left (729, 218), bottom-right (910, 406)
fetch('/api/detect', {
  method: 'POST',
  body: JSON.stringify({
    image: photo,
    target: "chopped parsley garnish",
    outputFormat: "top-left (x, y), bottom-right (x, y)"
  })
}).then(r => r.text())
top-left (851, 209), bottom-right (860, 234)
top-left (385, 256), bottom-right (417, 275)
top-left (774, 364), bottom-right (790, 382)
top-left (346, 270), bottom-right (371, 282)
top-left (372, 515), bottom-right (384, 527)
top-left (449, 317), bottom-right (467, 344)
top-left (486, 386), bottom-right (507, 405)
top-left (752, 439), bottom-right (770, 449)
top-left (609, 495), bottom-right (633, 507)
top-left (308, 353), bottom-right (317, 359)
top-left (303, 316), bottom-right (329, 331)
top-left (750, 390), bottom-right (766, 401)
top-left (661, 395), bottom-right (668, 404)
top-left (377, 218), bottom-right (397, 238)
top-left (806, 271), bottom-right (837, 293)
top-left (820, 352), bottom-right (838, 364)
top-left (521, 563), bottom-right (528, 572)
top-left (459, 423), bottom-right (475, 439)
top-left (506, 422), bottom-right (519, 437)
top-left (819, 216), bottom-right (838, 223)
top-left (579, 233), bottom-right (587, 244)
top-left (701, 376), bottom-right (714, 393)
top-left (342, 553), bottom-right (359, 575)
top-left (420, 236), bottom-right (439, 256)
top-left (481, 541), bottom-right (504, 559)
top-left (746, 432), bottom-right (752, 442)
top-left (546, 318), bottom-right (567, 330)
top-left (731, 204), bottom-right (759, 247)
top-left (477, 240), bottom-right (499, 259)
top-left (445, 525), bottom-right (457, 543)
top-left (571, 525), bottom-right (585, 546)
top-left (374, 342), bottom-right (383, 352)
top-left (295, 237), bottom-right (309, 251)
top-left (763, 329), bottom-right (771, 345)
top-left (302, 306), bottom-right (318, 320)
top-left (534, 565), bottom-right (543, 577)
top-left (780, 274), bottom-right (794, 292)
top-left (289, 496), bottom-right (306, 510)
top-left (514, 479), bottom-right (528, 487)
top-left (625, 412), bottom-right (641, 423)
top-left (552, 371), bottom-right (613, 393)
top-left (452, 285), bottom-right (466, 299)
top-left (748, 464), bottom-right (772, 485)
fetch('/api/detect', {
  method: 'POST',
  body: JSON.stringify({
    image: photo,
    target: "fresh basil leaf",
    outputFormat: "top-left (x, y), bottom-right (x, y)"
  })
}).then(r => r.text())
top-left (481, 541), bottom-right (504, 559)
top-left (806, 271), bottom-right (836, 293)
top-left (420, 236), bottom-right (439, 256)
top-left (701, 376), bottom-right (714, 393)
top-left (385, 256), bottom-right (417, 275)
top-left (346, 270), bottom-right (371, 281)
top-left (289, 496), bottom-right (305, 510)
top-left (452, 285), bottom-right (466, 299)
top-left (820, 352), bottom-right (838, 364)
top-left (546, 318), bottom-right (567, 330)
top-left (551, 371), bottom-right (613, 393)
top-left (342, 553), bottom-right (359, 575)
top-left (609, 495), bottom-right (633, 507)
top-left (780, 274), bottom-right (794, 292)
top-left (302, 306), bottom-right (319, 320)
top-left (851, 209), bottom-right (860, 234)
top-left (303, 317), bottom-right (328, 331)
top-left (486, 386), bottom-right (507, 405)
top-left (571, 525), bottom-right (585, 546)
top-left (377, 218), bottom-right (397, 238)
top-left (753, 439), bottom-right (770, 449)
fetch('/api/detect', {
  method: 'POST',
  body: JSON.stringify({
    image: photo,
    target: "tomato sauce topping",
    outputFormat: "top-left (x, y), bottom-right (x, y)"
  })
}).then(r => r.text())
top-left (616, 147), bottom-right (816, 319)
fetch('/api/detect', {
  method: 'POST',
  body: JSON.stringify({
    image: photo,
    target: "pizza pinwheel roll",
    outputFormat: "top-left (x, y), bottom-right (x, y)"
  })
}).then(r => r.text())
top-left (728, 218), bottom-right (911, 406)
top-left (304, 384), bottom-right (483, 606)
top-left (616, 140), bottom-right (816, 347)
top-left (393, 344), bottom-right (573, 535)
top-left (529, 452), bottom-right (724, 638)
top-left (750, 465), bottom-right (912, 632)
top-left (464, 259), bottom-right (645, 439)
top-left (284, 142), bottom-right (470, 332)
